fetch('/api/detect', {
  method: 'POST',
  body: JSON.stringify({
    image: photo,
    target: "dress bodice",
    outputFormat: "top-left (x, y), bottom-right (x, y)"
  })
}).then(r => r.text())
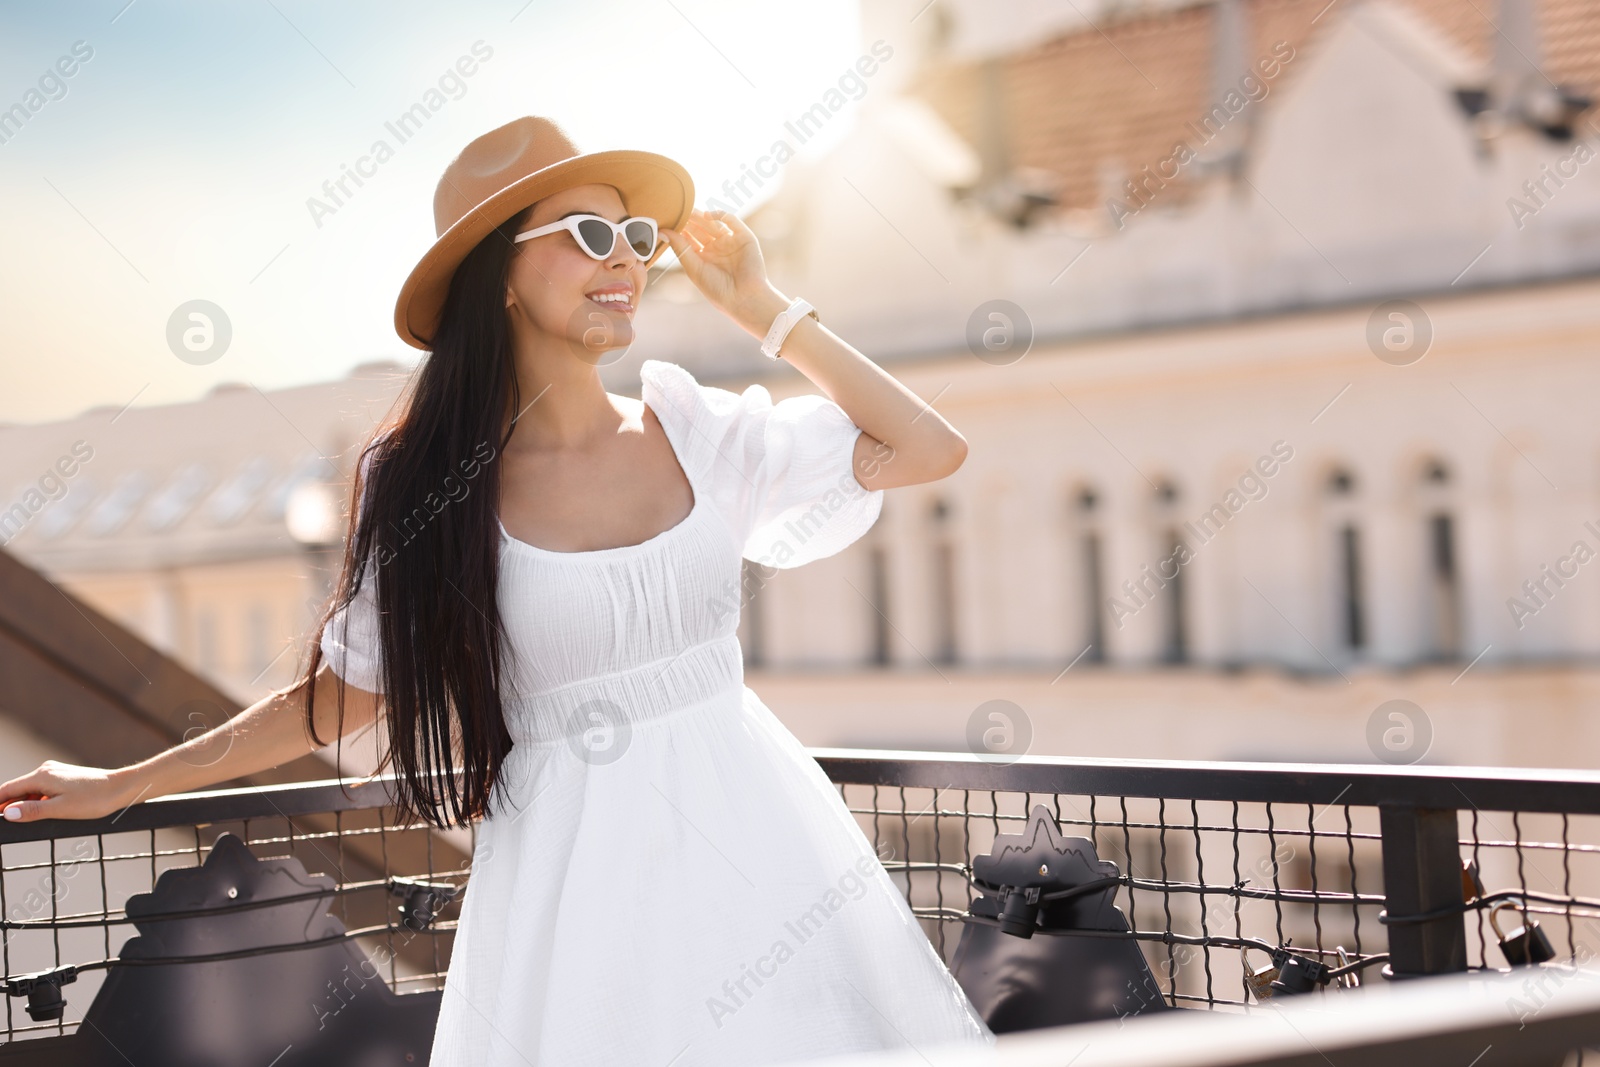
top-left (321, 359), bottom-right (885, 745)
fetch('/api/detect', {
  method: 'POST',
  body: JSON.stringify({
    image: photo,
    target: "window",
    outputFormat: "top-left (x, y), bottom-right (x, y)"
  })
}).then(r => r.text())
top-left (207, 457), bottom-right (274, 526)
top-left (866, 544), bottom-right (891, 666)
top-left (1160, 527), bottom-right (1188, 663)
top-left (1076, 488), bottom-right (1106, 663)
top-left (83, 471), bottom-right (152, 537)
top-left (1426, 514), bottom-right (1460, 657)
top-left (1153, 481), bottom-right (1188, 665)
top-left (142, 463), bottom-right (211, 531)
top-left (1326, 469), bottom-right (1365, 654)
top-left (1419, 460), bottom-right (1461, 660)
top-left (929, 498), bottom-right (958, 665)
top-left (1339, 524), bottom-right (1366, 650)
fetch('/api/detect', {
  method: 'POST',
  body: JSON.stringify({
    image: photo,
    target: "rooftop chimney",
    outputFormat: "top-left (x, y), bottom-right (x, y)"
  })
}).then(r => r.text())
top-left (1193, 0), bottom-right (1252, 175)
top-left (1460, 0), bottom-right (1592, 141)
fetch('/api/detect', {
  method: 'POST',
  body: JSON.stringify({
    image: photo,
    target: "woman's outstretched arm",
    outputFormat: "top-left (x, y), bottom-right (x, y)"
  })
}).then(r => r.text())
top-left (0, 663), bottom-right (382, 823)
top-left (662, 207), bottom-right (968, 491)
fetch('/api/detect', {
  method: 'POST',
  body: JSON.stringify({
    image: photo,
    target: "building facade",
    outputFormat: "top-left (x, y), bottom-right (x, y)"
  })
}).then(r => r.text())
top-left (3, 0), bottom-right (1598, 775)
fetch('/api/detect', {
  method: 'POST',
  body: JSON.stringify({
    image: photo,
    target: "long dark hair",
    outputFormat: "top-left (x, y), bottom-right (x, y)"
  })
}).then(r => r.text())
top-left (299, 205), bottom-right (535, 830)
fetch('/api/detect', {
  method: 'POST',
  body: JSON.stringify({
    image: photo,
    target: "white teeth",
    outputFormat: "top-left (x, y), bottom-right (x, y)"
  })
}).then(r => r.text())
top-left (590, 292), bottom-right (630, 304)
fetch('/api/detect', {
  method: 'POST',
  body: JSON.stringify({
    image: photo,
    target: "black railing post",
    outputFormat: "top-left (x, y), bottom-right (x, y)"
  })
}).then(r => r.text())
top-left (1378, 805), bottom-right (1468, 977)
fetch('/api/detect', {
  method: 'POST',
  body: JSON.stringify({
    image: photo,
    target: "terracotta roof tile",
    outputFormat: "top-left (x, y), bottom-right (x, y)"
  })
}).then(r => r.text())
top-left (1396, 0), bottom-right (1600, 90)
top-left (908, 0), bottom-right (1600, 215)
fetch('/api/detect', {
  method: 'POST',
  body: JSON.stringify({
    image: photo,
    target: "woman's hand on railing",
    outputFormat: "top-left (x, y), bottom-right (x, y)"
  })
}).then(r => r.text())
top-left (0, 666), bottom-right (383, 826)
top-left (0, 760), bottom-right (143, 823)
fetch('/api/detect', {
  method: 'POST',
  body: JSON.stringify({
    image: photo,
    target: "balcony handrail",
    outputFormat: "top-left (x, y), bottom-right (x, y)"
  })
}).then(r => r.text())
top-left (808, 747), bottom-right (1600, 814)
top-left (0, 772), bottom-right (403, 843)
top-left (6, 749), bottom-right (1600, 846)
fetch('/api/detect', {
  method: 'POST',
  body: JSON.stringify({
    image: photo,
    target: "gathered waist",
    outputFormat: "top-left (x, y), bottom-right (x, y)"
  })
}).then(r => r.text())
top-left (501, 633), bottom-right (744, 745)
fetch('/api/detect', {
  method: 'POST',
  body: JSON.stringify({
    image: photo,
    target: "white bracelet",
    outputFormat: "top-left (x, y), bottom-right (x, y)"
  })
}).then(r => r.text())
top-left (759, 297), bottom-right (820, 360)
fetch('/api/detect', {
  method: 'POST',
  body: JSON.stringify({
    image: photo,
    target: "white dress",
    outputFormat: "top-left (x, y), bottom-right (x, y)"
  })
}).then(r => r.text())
top-left (321, 359), bottom-right (997, 1066)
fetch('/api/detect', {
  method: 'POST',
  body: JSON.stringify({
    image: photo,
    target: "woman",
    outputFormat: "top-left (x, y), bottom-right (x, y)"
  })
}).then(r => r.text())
top-left (0, 117), bottom-right (994, 1064)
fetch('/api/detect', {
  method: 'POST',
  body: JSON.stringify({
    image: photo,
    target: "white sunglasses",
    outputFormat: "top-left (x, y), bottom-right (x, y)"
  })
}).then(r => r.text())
top-left (513, 213), bottom-right (661, 261)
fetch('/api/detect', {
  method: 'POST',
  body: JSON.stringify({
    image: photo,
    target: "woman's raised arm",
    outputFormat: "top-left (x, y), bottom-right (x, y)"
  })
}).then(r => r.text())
top-left (0, 662), bottom-right (382, 823)
top-left (662, 207), bottom-right (969, 491)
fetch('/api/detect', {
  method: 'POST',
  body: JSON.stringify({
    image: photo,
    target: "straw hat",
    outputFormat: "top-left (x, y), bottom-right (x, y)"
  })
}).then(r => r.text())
top-left (393, 115), bottom-right (694, 350)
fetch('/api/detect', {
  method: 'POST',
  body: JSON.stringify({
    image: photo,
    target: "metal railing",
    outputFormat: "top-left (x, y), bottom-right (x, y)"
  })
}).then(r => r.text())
top-left (0, 775), bottom-right (467, 1049)
top-left (3, 751), bottom-right (1600, 1056)
top-left (813, 751), bottom-right (1600, 1023)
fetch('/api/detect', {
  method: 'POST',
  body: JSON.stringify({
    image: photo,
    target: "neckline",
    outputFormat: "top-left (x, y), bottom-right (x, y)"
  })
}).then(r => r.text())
top-left (495, 399), bottom-right (700, 561)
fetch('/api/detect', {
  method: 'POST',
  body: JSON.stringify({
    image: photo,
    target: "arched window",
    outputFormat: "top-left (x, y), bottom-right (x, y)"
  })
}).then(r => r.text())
top-left (862, 501), bottom-right (893, 667)
top-left (1418, 459), bottom-right (1461, 660)
top-left (1072, 486), bottom-right (1107, 663)
top-left (928, 496), bottom-right (958, 664)
top-left (1153, 479), bottom-right (1189, 664)
top-left (865, 544), bottom-right (891, 666)
top-left (1326, 468), bottom-right (1365, 652)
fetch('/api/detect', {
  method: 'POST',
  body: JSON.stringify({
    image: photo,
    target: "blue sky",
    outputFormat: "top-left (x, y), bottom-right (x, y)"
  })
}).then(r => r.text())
top-left (0, 0), bottom-right (867, 423)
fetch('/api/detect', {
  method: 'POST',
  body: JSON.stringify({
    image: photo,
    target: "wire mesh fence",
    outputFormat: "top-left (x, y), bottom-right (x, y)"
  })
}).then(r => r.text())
top-left (832, 783), bottom-right (1600, 1010)
top-left (0, 779), bottom-right (475, 1045)
top-left (815, 751), bottom-right (1600, 1027)
top-left (834, 785), bottom-right (1390, 1009)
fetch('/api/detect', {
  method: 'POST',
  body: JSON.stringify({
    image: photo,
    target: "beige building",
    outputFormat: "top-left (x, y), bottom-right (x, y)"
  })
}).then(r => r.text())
top-left (3, 0), bottom-right (1598, 779)
top-left (638, 0), bottom-right (1600, 771)
top-left (0, 364), bottom-right (406, 777)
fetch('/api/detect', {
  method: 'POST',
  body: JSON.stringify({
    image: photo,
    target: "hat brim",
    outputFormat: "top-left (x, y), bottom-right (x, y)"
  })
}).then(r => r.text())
top-left (393, 149), bottom-right (694, 350)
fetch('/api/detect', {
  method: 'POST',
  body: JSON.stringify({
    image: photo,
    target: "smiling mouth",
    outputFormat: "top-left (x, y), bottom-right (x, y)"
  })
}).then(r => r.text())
top-left (586, 293), bottom-right (635, 313)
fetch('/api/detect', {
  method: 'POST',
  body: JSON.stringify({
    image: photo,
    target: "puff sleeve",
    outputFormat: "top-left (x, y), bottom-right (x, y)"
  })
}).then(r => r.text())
top-left (640, 359), bottom-right (884, 569)
top-left (319, 447), bottom-right (385, 693)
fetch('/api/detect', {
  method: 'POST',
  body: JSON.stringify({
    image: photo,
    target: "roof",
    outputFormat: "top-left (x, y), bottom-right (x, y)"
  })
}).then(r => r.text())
top-left (0, 363), bottom-right (410, 573)
top-left (0, 544), bottom-right (314, 785)
top-left (906, 0), bottom-right (1600, 215)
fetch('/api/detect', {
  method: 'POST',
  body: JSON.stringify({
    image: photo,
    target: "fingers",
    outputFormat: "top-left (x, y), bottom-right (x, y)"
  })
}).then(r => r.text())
top-left (4, 799), bottom-right (38, 821)
top-left (708, 208), bottom-right (754, 240)
top-left (681, 217), bottom-right (718, 248)
top-left (2, 792), bottom-right (48, 822)
top-left (661, 227), bottom-right (701, 266)
top-left (682, 208), bottom-right (738, 245)
top-left (2, 768), bottom-right (51, 822)
top-left (660, 224), bottom-right (692, 249)
top-left (0, 769), bottom-right (40, 806)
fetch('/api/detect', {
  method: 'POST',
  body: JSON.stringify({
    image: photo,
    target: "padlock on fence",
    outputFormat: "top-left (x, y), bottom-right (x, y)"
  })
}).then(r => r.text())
top-left (1489, 900), bottom-right (1556, 966)
top-left (1241, 943), bottom-right (1333, 1000)
top-left (1270, 951), bottom-right (1331, 995)
top-left (1241, 947), bottom-right (1279, 1001)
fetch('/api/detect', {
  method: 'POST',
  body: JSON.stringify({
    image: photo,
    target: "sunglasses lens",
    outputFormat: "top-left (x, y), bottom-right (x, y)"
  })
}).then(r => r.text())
top-left (575, 218), bottom-right (615, 258)
top-left (624, 219), bottom-right (657, 258)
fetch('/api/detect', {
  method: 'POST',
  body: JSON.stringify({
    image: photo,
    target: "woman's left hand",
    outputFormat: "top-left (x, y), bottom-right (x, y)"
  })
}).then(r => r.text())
top-left (661, 209), bottom-right (784, 335)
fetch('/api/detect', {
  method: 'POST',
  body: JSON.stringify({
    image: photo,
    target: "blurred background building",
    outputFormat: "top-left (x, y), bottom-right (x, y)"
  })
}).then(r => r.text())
top-left (3, 0), bottom-right (1599, 777)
